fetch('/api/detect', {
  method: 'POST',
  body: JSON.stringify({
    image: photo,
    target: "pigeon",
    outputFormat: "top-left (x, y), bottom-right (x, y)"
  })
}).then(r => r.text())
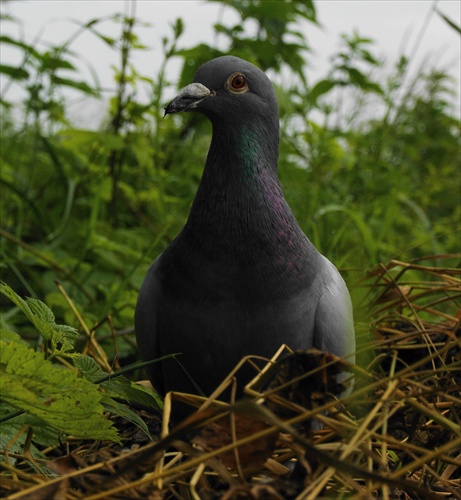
top-left (135, 56), bottom-right (355, 403)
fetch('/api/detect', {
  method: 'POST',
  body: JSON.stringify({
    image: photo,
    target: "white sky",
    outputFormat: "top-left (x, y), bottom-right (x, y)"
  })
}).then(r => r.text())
top-left (1, 0), bottom-right (460, 125)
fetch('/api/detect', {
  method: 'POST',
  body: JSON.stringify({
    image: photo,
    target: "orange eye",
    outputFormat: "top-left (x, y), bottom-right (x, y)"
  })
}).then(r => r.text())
top-left (231, 74), bottom-right (246, 90)
top-left (231, 75), bottom-right (246, 90)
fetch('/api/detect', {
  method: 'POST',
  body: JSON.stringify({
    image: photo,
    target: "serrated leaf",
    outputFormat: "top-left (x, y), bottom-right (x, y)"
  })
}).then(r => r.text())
top-left (0, 282), bottom-right (78, 355)
top-left (28, 297), bottom-right (55, 323)
top-left (74, 354), bottom-right (162, 411)
top-left (0, 341), bottom-right (120, 443)
top-left (0, 403), bottom-right (60, 461)
top-left (73, 353), bottom-right (106, 382)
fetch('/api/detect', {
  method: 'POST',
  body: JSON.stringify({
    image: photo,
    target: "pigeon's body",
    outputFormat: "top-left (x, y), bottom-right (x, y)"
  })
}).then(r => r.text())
top-left (135, 56), bottom-right (355, 398)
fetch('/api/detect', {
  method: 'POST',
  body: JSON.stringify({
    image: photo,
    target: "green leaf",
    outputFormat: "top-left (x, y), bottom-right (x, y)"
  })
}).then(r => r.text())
top-left (101, 398), bottom-right (152, 440)
top-left (0, 35), bottom-right (40, 58)
top-left (173, 17), bottom-right (185, 39)
top-left (0, 329), bottom-right (28, 344)
top-left (308, 79), bottom-right (336, 104)
top-left (0, 341), bottom-right (120, 442)
top-left (437, 9), bottom-right (461, 34)
top-left (0, 282), bottom-right (78, 356)
top-left (103, 378), bottom-right (162, 412)
top-left (1, 431), bottom-right (57, 475)
top-left (85, 26), bottom-right (116, 48)
top-left (74, 353), bottom-right (105, 382)
top-left (74, 354), bottom-right (162, 412)
top-left (0, 403), bottom-right (60, 459)
top-left (50, 76), bottom-right (98, 96)
top-left (0, 64), bottom-right (29, 80)
top-left (40, 53), bottom-right (76, 71)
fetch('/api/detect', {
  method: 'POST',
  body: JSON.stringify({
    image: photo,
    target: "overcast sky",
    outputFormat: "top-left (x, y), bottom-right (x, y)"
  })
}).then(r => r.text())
top-left (1, 0), bottom-right (460, 125)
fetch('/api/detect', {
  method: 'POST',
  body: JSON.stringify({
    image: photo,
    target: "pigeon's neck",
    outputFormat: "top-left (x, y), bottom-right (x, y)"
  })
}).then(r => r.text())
top-left (181, 121), bottom-right (308, 259)
top-left (189, 121), bottom-right (282, 219)
top-left (234, 122), bottom-right (279, 179)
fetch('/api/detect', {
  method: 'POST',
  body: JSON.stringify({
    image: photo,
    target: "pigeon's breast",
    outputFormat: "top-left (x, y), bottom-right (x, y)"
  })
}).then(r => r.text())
top-left (156, 262), bottom-right (321, 395)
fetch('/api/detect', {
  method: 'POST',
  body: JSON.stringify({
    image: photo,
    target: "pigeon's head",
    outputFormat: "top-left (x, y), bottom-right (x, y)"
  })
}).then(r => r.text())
top-left (165, 56), bottom-right (279, 127)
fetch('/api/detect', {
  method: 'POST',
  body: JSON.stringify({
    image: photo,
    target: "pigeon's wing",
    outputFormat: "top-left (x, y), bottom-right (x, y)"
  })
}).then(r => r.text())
top-left (134, 255), bottom-right (165, 395)
top-left (313, 256), bottom-right (355, 361)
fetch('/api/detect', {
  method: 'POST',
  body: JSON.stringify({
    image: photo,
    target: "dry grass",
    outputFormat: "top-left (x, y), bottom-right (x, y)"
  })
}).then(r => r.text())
top-left (1, 255), bottom-right (460, 499)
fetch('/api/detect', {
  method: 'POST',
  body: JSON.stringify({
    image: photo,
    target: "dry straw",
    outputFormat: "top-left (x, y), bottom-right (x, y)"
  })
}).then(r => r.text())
top-left (2, 255), bottom-right (460, 499)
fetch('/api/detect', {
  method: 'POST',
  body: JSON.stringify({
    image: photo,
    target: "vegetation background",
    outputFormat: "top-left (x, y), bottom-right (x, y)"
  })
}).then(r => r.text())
top-left (0, 0), bottom-right (460, 449)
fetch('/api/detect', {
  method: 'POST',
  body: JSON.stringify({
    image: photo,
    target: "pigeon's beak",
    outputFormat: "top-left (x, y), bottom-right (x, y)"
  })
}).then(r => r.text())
top-left (164, 83), bottom-right (214, 116)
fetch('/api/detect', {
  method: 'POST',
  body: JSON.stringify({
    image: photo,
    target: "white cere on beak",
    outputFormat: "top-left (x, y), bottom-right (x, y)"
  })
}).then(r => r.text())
top-left (179, 83), bottom-right (212, 102)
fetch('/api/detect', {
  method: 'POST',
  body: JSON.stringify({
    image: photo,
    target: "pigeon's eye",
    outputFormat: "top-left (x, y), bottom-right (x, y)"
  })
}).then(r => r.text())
top-left (231, 74), bottom-right (246, 89)
top-left (227, 73), bottom-right (249, 94)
